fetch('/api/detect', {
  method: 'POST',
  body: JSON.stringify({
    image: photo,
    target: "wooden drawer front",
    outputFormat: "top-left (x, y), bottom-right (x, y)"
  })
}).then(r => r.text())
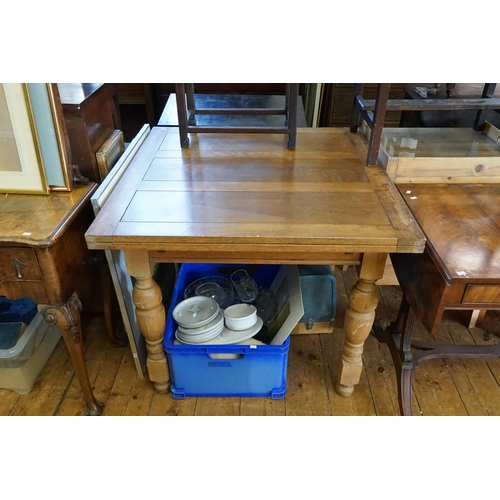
top-left (0, 247), bottom-right (43, 282)
top-left (462, 285), bottom-right (500, 305)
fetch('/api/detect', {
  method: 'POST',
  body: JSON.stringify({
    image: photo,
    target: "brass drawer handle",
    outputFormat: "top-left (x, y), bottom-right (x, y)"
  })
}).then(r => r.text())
top-left (9, 258), bottom-right (27, 279)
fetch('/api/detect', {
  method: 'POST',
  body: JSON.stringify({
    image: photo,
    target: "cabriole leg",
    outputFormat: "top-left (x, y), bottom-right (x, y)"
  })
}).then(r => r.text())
top-left (39, 296), bottom-right (103, 416)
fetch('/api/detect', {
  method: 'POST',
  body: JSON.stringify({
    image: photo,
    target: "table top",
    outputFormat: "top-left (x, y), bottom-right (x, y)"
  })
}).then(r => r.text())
top-left (85, 127), bottom-right (425, 262)
top-left (0, 184), bottom-right (97, 248)
top-left (397, 183), bottom-right (500, 282)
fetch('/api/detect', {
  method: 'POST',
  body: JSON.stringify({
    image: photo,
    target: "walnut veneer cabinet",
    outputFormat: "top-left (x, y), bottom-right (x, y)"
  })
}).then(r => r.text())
top-left (0, 184), bottom-right (103, 415)
top-left (58, 83), bottom-right (121, 183)
top-left (85, 127), bottom-right (425, 399)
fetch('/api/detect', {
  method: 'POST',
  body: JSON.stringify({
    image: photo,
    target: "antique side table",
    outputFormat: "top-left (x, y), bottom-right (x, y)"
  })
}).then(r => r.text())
top-left (377, 183), bottom-right (500, 416)
top-left (0, 184), bottom-right (103, 415)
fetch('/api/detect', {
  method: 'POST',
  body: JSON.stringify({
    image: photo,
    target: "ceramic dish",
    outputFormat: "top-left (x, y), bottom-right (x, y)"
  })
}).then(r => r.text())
top-left (177, 312), bottom-right (224, 336)
top-left (175, 324), bottom-right (224, 343)
top-left (177, 324), bottom-right (224, 340)
top-left (174, 316), bottom-right (263, 345)
top-left (172, 296), bottom-right (219, 328)
top-left (224, 303), bottom-right (257, 331)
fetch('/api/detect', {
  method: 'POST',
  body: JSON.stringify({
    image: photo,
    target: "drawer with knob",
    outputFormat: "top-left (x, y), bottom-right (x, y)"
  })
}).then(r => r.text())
top-left (0, 247), bottom-right (43, 283)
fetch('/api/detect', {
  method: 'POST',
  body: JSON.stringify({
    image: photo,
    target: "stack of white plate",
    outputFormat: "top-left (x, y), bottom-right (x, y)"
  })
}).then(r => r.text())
top-left (172, 296), bottom-right (224, 344)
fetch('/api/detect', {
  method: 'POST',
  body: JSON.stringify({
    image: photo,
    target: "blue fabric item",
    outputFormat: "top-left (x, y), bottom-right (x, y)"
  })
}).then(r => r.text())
top-left (0, 297), bottom-right (38, 325)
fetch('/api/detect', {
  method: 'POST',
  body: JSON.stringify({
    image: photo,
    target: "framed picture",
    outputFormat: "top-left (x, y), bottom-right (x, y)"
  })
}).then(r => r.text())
top-left (96, 129), bottom-right (125, 181)
top-left (0, 83), bottom-right (49, 194)
top-left (26, 83), bottom-right (74, 191)
top-left (0, 83), bottom-right (73, 195)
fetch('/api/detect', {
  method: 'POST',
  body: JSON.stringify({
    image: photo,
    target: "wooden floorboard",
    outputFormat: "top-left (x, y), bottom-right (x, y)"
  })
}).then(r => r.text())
top-left (3, 266), bottom-right (500, 416)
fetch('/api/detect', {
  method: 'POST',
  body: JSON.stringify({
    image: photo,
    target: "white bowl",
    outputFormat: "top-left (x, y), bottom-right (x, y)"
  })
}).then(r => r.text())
top-left (223, 303), bottom-right (257, 331)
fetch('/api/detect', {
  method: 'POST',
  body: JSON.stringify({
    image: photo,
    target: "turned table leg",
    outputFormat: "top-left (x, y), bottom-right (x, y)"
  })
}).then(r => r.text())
top-left (336, 253), bottom-right (386, 397)
top-left (38, 296), bottom-right (104, 416)
top-left (124, 250), bottom-right (170, 394)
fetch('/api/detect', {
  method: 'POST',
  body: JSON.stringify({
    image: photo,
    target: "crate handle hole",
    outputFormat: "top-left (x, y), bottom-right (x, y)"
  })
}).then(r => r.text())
top-left (207, 353), bottom-right (244, 360)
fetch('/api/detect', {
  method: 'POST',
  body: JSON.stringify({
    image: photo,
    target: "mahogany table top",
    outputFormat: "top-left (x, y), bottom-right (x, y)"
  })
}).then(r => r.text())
top-left (397, 183), bottom-right (500, 283)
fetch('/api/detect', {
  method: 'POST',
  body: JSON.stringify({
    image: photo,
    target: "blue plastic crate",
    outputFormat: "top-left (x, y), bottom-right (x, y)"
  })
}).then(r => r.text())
top-left (164, 263), bottom-right (290, 399)
top-left (0, 322), bottom-right (23, 350)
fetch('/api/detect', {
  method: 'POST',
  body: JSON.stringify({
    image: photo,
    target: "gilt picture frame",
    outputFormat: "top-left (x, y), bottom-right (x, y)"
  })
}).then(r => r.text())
top-left (26, 83), bottom-right (74, 191)
top-left (96, 129), bottom-right (125, 182)
top-left (0, 83), bottom-right (74, 195)
top-left (0, 83), bottom-right (49, 194)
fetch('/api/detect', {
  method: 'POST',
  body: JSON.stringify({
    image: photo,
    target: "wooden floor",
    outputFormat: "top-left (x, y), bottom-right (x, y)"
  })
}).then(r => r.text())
top-left (3, 265), bottom-right (500, 417)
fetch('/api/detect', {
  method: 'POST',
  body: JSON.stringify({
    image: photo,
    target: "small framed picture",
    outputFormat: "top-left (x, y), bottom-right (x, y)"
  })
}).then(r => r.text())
top-left (96, 129), bottom-right (125, 181)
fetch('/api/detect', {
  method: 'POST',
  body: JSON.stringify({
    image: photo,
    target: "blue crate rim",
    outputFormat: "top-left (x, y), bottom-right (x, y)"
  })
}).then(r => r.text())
top-left (170, 383), bottom-right (287, 400)
top-left (0, 313), bottom-right (44, 358)
top-left (165, 263), bottom-right (290, 353)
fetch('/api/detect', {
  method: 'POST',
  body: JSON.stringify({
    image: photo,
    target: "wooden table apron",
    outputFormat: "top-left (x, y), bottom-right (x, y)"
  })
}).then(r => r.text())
top-left (85, 127), bottom-right (425, 397)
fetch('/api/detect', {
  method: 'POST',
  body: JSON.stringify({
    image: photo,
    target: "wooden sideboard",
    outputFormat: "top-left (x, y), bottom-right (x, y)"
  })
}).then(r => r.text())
top-left (58, 83), bottom-right (121, 183)
top-left (0, 184), bottom-right (103, 415)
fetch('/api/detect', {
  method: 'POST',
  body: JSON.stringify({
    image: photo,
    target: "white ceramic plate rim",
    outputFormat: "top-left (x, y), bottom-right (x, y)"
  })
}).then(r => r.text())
top-left (175, 316), bottom-right (263, 345)
top-left (175, 325), bottom-right (223, 344)
top-left (177, 325), bottom-right (224, 341)
top-left (177, 312), bottom-right (224, 335)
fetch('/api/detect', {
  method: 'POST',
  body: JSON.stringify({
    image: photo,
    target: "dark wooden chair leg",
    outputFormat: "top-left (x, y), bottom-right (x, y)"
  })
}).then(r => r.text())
top-left (175, 83), bottom-right (190, 148)
top-left (366, 83), bottom-right (390, 166)
top-left (186, 83), bottom-right (197, 125)
top-left (473, 83), bottom-right (497, 131)
top-left (285, 82), bottom-right (290, 117)
top-left (350, 83), bottom-right (365, 132)
top-left (287, 83), bottom-right (299, 150)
